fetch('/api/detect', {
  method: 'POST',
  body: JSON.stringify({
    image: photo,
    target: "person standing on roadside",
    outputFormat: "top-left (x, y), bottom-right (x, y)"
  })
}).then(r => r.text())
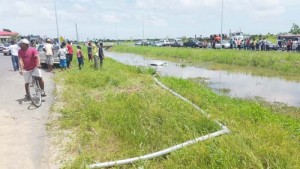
top-left (18, 39), bottom-right (46, 100)
top-left (99, 42), bottom-right (105, 68)
top-left (298, 38), bottom-right (300, 52)
top-left (237, 39), bottom-right (241, 50)
top-left (93, 42), bottom-right (100, 69)
top-left (66, 41), bottom-right (73, 68)
top-left (87, 41), bottom-right (93, 62)
top-left (43, 39), bottom-right (54, 72)
top-left (8, 40), bottom-right (20, 71)
top-left (252, 39), bottom-right (256, 51)
top-left (58, 42), bottom-right (68, 71)
top-left (246, 38), bottom-right (250, 50)
top-left (76, 45), bottom-right (84, 70)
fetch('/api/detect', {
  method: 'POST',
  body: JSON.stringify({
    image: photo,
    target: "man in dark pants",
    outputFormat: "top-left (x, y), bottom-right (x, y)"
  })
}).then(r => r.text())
top-left (8, 40), bottom-right (20, 71)
top-left (66, 41), bottom-right (73, 68)
top-left (98, 42), bottom-right (105, 68)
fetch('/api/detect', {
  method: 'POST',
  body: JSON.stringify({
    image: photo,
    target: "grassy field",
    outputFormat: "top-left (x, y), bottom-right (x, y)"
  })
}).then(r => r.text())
top-left (110, 45), bottom-right (300, 81)
top-left (51, 45), bottom-right (300, 168)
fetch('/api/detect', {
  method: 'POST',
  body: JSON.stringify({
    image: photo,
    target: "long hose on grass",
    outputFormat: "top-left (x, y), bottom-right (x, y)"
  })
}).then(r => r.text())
top-left (89, 77), bottom-right (230, 169)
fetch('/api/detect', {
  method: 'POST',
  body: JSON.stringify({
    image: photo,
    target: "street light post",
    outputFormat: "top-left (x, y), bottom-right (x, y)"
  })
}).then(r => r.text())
top-left (142, 13), bottom-right (144, 46)
top-left (220, 0), bottom-right (224, 49)
top-left (54, 0), bottom-right (60, 44)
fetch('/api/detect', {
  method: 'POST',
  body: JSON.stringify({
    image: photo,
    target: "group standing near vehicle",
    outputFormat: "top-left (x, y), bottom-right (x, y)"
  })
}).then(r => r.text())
top-left (1, 38), bottom-right (106, 106)
top-left (43, 39), bottom-right (54, 72)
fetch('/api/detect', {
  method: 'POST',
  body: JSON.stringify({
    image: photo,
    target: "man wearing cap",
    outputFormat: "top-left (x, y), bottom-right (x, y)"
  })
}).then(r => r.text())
top-left (43, 39), bottom-right (54, 72)
top-left (18, 39), bottom-right (46, 100)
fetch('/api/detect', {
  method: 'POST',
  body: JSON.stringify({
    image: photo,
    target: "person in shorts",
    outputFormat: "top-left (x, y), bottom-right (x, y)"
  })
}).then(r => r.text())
top-left (58, 42), bottom-right (68, 71)
top-left (18, 39), bottom-right (46, 100)
top-left (43, 39), bottom-right (54, 72)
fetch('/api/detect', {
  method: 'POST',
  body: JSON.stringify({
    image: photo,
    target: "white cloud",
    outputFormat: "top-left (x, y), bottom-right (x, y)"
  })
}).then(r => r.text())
top-left (102, 14), bottom-right (121, 23)
top-left (0, 0), bottom-right (299, 39)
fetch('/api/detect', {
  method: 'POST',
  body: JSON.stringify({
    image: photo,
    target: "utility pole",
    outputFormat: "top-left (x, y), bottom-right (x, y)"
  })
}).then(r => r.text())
top-left (116, 24), bottom-right (118, 45)
top-left (54, 0), bottom-right (60, 44)
top-left (142, 13), bottom-right (144, 46)
top-left (75, 23), bottom-right (79, 42)
top-left (220, 0), bottom-right (224, 49)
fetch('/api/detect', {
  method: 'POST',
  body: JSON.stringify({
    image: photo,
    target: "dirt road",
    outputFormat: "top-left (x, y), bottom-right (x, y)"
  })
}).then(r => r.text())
top-left (0, 53), bottom-right (55, 169)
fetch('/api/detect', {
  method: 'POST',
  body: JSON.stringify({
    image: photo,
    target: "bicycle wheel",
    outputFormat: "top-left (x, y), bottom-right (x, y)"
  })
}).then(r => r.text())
top-left (27, 77), bottom-right (42, 107)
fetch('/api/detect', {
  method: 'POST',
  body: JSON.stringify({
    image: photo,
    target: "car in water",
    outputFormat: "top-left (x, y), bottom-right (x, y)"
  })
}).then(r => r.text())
top-left (37, 44), bottom-right (60, 66)
top-left (2, 43), bottom-right (11, 55)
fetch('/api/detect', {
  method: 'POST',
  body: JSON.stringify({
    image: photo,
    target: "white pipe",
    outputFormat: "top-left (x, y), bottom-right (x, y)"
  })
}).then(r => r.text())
top-left (89, 128), bottom-right (229, 168)
top-left (89, 77), bottom-right (230, 168)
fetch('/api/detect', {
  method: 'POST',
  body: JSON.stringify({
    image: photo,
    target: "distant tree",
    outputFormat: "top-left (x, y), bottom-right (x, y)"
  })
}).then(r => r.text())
top-left (289, 23), bottom-right (300, 34)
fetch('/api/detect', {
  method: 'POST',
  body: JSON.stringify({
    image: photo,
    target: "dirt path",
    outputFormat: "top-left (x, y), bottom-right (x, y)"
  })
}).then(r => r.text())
top-left (0, 54), bottom-right (56, 169)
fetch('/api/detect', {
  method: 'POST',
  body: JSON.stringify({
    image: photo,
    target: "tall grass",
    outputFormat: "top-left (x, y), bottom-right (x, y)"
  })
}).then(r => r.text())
top-left (157, 77), bottom-right (300, 169)
top-left (54, 56), bottom-right (220, 168)
top-left (52, 46), bottom-right (300, 168)
top-left (110, 45), bottom-right (300, 78)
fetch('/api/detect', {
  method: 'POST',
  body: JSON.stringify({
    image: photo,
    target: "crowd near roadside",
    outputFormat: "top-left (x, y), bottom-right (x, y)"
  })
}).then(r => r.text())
top-left (1, 39), bottom-right (106, 72)
top-left (135, 34), bottom-right (300, 52)
top-left (1, 38), bottom-right (105, 101)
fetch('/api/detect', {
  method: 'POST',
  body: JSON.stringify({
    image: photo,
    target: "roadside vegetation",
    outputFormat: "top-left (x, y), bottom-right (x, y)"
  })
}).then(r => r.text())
top-left (53, 54), bottom-right (220, 168)
top-left (110, 45), bottom-right (300, 81)
top-left (52, 45), bottom-right (300, 168)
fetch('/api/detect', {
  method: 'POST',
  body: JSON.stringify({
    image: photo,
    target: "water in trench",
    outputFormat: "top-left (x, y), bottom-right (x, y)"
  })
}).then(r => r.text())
top-left (106, 51), bottom-right (300, 107)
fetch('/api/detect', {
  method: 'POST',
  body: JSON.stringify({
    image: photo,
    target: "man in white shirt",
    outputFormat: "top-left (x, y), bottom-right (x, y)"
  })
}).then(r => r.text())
top-left (43, 39), bottom-right (54, 72)
top-left (8, 40), bottom-right (20, 71)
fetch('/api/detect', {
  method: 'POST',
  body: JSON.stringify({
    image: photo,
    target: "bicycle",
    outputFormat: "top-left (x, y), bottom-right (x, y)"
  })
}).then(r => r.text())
top-left (26, 70), bottom-right (43, 107)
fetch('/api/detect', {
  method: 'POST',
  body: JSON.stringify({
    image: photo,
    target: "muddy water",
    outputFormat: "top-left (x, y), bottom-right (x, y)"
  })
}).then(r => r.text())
top-left (106, 52), bottom-right (300, 107)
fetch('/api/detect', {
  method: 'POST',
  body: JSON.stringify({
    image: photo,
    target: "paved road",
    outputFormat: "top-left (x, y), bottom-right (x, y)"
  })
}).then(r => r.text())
top-left (0, 53), bottom-right (55, 169)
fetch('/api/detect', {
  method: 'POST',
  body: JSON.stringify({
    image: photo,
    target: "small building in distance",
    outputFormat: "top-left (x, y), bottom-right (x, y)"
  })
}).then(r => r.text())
top-left (0, 29), bottom-right (19, 42)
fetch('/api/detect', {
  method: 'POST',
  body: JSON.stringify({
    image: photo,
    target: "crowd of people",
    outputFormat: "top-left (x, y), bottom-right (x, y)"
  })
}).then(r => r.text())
top-left (6, 38), bottom-right (105, 101)
top-left (205, 34), bottom-right (300, 52)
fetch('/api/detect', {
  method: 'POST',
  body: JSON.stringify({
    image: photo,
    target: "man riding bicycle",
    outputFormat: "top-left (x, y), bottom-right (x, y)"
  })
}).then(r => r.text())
top-left (18, 39), bottom-right (46, 100)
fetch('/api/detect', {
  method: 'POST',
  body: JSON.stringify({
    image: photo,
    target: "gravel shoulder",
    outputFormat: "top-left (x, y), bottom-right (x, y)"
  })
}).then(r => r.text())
top-left (0, 54), bottom-right (57, 169)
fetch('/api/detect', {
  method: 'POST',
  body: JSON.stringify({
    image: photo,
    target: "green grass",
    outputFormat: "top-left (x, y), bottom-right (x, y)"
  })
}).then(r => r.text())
top-left (157, 77), bottom-right (300, 169)
top-left (53, 54), bottom-right (220, 168)
top-left (52, 46), bottom-right (300, 168)
top-left (110, 45), bottom-right (300, 81)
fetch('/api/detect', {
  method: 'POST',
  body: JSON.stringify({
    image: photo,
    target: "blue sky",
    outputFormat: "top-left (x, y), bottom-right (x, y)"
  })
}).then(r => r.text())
top-left (1, 0), bottom-right (300, 41)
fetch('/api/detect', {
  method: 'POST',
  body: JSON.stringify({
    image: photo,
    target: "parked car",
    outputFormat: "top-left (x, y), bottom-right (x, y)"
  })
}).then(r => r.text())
top-left (171, 39), bottom-right (184, 47)
top-left (215, 40), bottom-right (231, 49)
top-left (37, 44), bottom-right (60, 65)
top-left (184, 39), bottom-right (201, 48)
top-left (0, 43), bottom-right (4, 53)
top-left (168, 39), bottom-right (176, 46)
top-left (154, 41), bottom-right (163, 47)
top-left (160, 39), bottom-right (170, 46)
top-left (135, 40), bottom-right (149, 46)
top-left (134, 41), bottom-right (142, 46)
top-left (3, 43), bottom-right (11, 55)
top-left (266, 41), bottom-right (279, 50)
